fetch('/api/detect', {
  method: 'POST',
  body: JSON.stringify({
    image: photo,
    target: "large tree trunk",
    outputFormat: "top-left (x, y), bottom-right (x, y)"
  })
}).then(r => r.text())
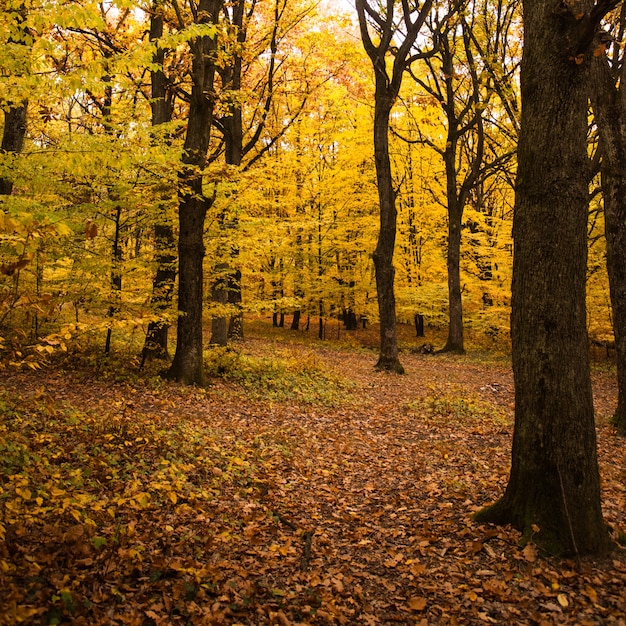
top-left (167, 0), bottom-right (221, 385)
top-left (475, 0), bottom-right (611, 556)
top-left (591, 56), bottom-right (626, 436)
top-left (372, 88), bottom-right (404, 373)
top-left (142, 5), bottom-right (176, 362)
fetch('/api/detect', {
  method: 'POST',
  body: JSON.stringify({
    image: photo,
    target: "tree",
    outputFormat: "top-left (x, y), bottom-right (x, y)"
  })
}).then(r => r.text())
top-left (142, 0), bottom-right (177, 362)
top-left (403, 1), bottom-right (520, 353)
top-left (475, 0), bottom-right (614, 556)
top-left (208, 0), bottom-right (322, 345)
top-left (166, 0), bottom-right (221, 385)
top-left (591, 4), bottom-right (626, 435)
top-left (355, 0), bottom-right (435, 373)
top-left (408, 10), bottom-right (486, 353)
top-left (208, 0), bottom-right (248, 346)
top-left (0, 3), bottom-right (30, 196)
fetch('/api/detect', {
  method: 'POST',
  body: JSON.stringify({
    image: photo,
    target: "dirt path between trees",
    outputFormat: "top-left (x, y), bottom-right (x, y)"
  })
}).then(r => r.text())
top-left (0, 340), bottom-right (624, 625)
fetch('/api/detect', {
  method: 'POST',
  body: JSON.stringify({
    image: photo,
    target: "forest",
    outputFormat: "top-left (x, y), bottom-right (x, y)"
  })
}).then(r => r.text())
top-left (1, 0), bottom-right (626, 623)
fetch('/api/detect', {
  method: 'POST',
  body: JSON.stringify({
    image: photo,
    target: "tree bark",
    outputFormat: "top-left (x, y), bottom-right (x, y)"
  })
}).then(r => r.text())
top-left (142, 4), bottom-right (176, 362)
top-left (475, 0), bottom-right (611, 556)
top-left (0, 5), bottom-right (29, 196)
top-left (591, 55), bottom-right (626, 435)
top-left (442, 149), bottom-right (464, 354)
top-left (0, 105), bottom-right (27, 196)
top-left (167, 0), bottom-right (221, 385)
top-left (210, 0), bottom-right (246, 345)
top-left (356, 0), bottom-right (435, 373)
top-left (104, 204), bottom-right (122, 354)
top-left (372, 90), bottom-right (404, 372)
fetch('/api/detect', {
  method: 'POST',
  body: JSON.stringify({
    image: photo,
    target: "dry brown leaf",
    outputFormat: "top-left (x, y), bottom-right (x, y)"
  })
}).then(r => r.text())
top-left (408, 596), bottom-right (427, 611)
top-left (522, 542), bottom-right (536, 563)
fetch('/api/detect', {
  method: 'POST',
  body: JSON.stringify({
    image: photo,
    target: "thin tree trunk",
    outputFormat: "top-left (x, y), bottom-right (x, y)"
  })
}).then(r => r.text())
top-left (210, 0), bottom-right (246, 345)
top-left (372, 91), bottom-right (404, 373)
top-left (210, 266), bottom-right (229, 345)
top-left (591, 55), bottom-right (626, 435)
top-left (0, 105), bottom-right (27, 196)
top-left (443, 158), bottom-right (464, 353)
top-left (475, 0), bottom-right (611, 556)
top-left (142, 4), bottom-right (176, 363)
top-left (0, 6), bottom-right (29, 196)
top-left (104, 204), bottom-right (122, 354)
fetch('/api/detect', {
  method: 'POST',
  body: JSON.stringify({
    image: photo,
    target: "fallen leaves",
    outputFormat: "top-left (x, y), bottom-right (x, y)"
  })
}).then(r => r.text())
top-left (408, 596), bottom-right (427, 611)
top-left (0, 341), bottom-right (624, 625)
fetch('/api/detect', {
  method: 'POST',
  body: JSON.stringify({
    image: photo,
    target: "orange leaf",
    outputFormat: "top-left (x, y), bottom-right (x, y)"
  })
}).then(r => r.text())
top-left (408, 597), bottom-right (427, 611)
top-left (522, 543), bottom-right (536, 563)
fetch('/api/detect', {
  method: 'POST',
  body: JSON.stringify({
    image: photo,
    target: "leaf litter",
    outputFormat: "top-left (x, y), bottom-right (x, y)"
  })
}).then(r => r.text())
top-left (0, 338), bottom-right (624, 625)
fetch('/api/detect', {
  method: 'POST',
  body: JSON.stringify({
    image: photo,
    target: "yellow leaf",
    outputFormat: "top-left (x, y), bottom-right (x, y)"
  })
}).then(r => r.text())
top-left (557, 593), bottom-right (569, 608)
top-left (16, 487), bottom-right (32, 500)
top-left (134, 492), bottom-right (151, 509)
top-left (168, 491), bottom-right (178, 504)
top-left (468, 590), bottom-right (478, 601)
top-left (585, 585), bottom-right (598, 603)
top-left (408, 597), bottom-right (427, 611)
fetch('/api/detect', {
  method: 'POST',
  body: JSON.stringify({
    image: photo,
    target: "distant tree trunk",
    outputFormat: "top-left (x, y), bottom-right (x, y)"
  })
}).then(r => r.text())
top-left (167, 0), bottom-right (220, 385)
top-left (0, 6), bottom-right (29, 197)
top-left (343, 309), bottom-right (358, 330)
top-left (475, 0), bottom-right (611, 556)
top-left (443, 160), bottom-right (465, 353)
top-left (356, 0), bottom-right (435, 374)
top-left (591, 53), bottom-right (626, 436)
top-left (142, 4), bottom-right (176, 363)
top-left (415, 23), bottom-right (485, 354)
top-left (210, 264), bottom-right (229, 345)
top-left (104, 204), bottom-right (122, 355)
top-left (0, 105), bottom-right (27, 196)
top-left (291, 310), bottom-right (301, 330)
top-left (414, 313), bottom-right (424, 337)
top-left (210, 0), bottom-right (246, 346)
top-left (101, 77), bottom-right (122, 356)
top-left (227, 269), bottom-right (243, 338)
top-left (318, 300), bottom-right (324, 340)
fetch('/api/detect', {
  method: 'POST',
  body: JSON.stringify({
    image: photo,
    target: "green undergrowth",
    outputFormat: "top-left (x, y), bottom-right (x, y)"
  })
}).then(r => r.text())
top-left (0, 388), bottom-right (291, 624)
top-left (205, 345), bottom-right (354, 406)
top-left (406, 386), bottom-right (512, 426)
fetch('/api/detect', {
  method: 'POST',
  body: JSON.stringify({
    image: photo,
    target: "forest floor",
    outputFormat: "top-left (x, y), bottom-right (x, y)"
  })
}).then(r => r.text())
top-left (0, 327), bottom-right (625, 625)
